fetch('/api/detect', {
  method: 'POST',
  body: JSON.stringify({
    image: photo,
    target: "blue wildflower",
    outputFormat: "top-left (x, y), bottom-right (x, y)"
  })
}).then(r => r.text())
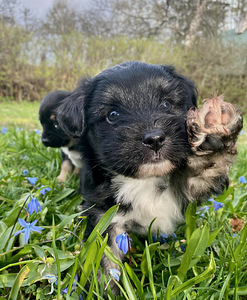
top-left (42, 274), bottom-right (57, 294)
top-left (39, 185), bottom-right (51, 195)
top-left (27, 196), bottom-right (41, 214)
top-left (14, 218), bottom-right (43, 243)
top-left (239, 176), bottom-right (247, 184)
top-left (152, 235), bottom-right (157, 242)
top-left (171, 233), bottom-right (177, 239)
top-left (23, 169), bottom-right (29, 176)
top-left (199, 205), bottom-right (210, 212)
top-left (35, 129), bottom-right (40, 134)
top-left (61, 274), bottom-right (83, 298)
top-left (240, 130), bottom-right (245, 135)
top-left (180, 245), bottom-right (186, 251)
top-left (16, 127), bottom-right (23, 132)
top-left (198, 205), bottom-right (210, 219)
top-left (116, 232), bottom-right (132, 254)
top-left (208, 199), bottom-right (224, 211)
top-left (27, 177), bottom-right (38, 186)
top-left (1, 127), bottom-right (7, 134)
top-left (109, 269), bottom-right (121, 281)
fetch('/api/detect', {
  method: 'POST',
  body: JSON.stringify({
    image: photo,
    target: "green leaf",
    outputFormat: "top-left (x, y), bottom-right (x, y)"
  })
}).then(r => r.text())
top-left (171, 252), bottom-right (216, 297)
top-left (32, 245), bottom-right (46, 262)
top-left (177, 223), bottom-right (209, 283)
top-left (52, 189), bottom-right (75, 203)
top-left (125, 262), bottom-right (144, 299)
top-left (145, 241), bottom-right (157, 300)
top-left (140, 242), bottom-right (160, 277)
top-left (8, 265), bottom-right (30, 300)
top-left (78, 205), bottom-right (119, 263)
top-left (185, 201), bottom-right (197, 242)
top-left (208, 226), bottom-right (223, 245)
top-left (56, 211), bottom-right (83, 233)
top-left (52, 215), bottom-right (61, 299)
top-left (79, 239), bottom-right (99, 289)
top-left (229, 223), bottom-right (247, 273)
top-left (218, 272), bottom-right (231, 300)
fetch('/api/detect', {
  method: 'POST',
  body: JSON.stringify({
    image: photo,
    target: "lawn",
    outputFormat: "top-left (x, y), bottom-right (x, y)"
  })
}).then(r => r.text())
top-left (0, 100), bottom-right (41, 129)
top-left (0, 100), bottom-right (247, 299)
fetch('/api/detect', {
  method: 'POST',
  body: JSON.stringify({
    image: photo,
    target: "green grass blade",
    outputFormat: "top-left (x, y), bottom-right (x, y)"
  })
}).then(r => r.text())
top-left (79, 239), bottom-right (99, 290)
top-left (125, 262), bottom-right (144, 299)
top-left (177, 223), bottom-right (209, 283)
top-left (185, 201), bottom-right (197, 242)
top-left (52, 215), bottom-right (61, 299)
top-left (171, 252), bottom-right (216, 297)
top-left (8, 265), bottom-right (30, 300)
top-left (145, 241), bottom-right (157, 300)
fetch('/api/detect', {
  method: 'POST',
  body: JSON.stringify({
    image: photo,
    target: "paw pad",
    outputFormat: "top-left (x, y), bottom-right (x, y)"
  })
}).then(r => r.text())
top-left (186, 95), bottom-right (243, 154)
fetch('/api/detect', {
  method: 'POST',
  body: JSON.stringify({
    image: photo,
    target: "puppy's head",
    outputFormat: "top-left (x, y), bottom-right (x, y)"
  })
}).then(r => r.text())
top-left (39, 90), bottom-right (72, 147)
top-left (57, 62), bottom-right (197, 178)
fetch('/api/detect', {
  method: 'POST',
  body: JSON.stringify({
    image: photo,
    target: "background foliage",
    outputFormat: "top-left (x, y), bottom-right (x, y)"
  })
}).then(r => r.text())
top-left (0, 0), bottom-right (247, 111)
top-left (0, 0), bottom-right (247, 298)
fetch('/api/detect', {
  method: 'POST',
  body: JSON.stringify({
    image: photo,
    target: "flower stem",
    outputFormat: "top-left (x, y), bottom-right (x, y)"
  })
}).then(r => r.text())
top-left (5, 194), bottom-right (31, 251)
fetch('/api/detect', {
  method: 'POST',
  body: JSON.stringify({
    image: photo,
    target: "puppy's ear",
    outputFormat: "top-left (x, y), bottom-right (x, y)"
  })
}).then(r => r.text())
top-left (56, 78), bottom-right (91, 138)
top-left (40, 90), bottom-right (72, 111)
top-left (160, 65), bottom-right (198, 109)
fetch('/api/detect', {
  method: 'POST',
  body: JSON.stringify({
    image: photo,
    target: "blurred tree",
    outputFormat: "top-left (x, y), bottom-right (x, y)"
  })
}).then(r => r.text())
top-left (42, 0), bottom-right (79, 35)
top-left (83, 0), bottom-right (229, 43)
top-left (233, 0), bottom-right (247, 33)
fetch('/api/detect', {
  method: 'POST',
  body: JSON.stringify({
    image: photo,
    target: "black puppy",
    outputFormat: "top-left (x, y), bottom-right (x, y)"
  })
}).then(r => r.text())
top-left (39, 90), bottom-right (83, 182)
top-left (56, 61), bottom-right (242, 280)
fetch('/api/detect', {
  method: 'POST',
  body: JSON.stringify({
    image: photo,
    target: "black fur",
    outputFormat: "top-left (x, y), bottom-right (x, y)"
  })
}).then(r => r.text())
top-left (55, 61), bottom-right (240, 291)
top-left (39, 90), bottom-right (83, 182)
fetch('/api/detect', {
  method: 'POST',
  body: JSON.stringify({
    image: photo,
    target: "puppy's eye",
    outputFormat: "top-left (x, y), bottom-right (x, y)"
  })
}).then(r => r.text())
top-left (54, 121), bottom-right (60, 129)
top-left (161, 101), bottom-right (171, 110)
top-left (107, 111), bottom-right (120, 124)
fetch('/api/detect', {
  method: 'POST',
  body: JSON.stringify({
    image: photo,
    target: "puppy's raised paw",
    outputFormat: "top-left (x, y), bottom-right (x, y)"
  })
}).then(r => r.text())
top-left (186, 95), bottom-right (243, 155)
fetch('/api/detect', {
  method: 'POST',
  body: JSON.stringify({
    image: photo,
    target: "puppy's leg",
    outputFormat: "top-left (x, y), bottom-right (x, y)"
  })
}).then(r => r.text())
top-left (185, 96), bottom-right (243, 199)
top-left (57, 159), bottom-right (74, 182)
top-left (98, 223), bottom-right (126, 295)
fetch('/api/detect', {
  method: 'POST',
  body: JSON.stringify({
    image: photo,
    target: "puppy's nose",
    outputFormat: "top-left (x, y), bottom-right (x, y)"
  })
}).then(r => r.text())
top-left (142, 129), bottom-right (165, 152)
top-left (42, 138), bottom-right (50, 146)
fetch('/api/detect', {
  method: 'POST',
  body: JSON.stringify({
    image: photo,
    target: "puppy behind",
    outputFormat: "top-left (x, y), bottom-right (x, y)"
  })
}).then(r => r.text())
top-left (39, 90), bottom-right (83, 182)
top-left (55, 61), bottom-right (242, 291)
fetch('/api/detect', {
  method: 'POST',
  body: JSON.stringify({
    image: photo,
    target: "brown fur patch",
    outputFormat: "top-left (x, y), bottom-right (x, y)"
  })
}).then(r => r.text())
top-left (57, 159), bottom-right (74, 182)
top-left (136, 160), bottom-right (176, 178)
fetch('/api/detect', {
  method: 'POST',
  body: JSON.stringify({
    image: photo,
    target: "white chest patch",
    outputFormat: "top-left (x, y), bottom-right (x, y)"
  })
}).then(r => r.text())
top-left (112, 175), bottom-right (184, 235)
top-left (61, 147), bottom-right (83, 168)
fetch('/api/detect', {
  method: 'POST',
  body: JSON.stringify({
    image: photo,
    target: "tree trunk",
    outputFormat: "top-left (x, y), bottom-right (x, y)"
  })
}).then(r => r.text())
top-left (185, 0), bottom-right (210, 48)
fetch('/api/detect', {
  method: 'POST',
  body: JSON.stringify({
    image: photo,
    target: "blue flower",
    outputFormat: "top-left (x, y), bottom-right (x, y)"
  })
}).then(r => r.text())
top-left (16, 127), bottom-right (23, 132)
top-left (23, 169), bottom-right (29, 176)
top-left (180, 245), bottom-right (186, 251)
top-left (208, 199), bottom-right (224, 211)
top-left (61, 274), bottom-right (83, 298)
top-left (239, 176), bottom-right (247, 184)
top-left (42, 274), bottom-right (57, 294)
top-left (116, 232), bottom-right (132, 254)
top-left (39, 185), bottom-right (51, 195)
top-left (171, 233), bottom-right (177, 239)
top-left (109, 269), bottom-right (121, 281)
top-left (199, 205), bottom-right (210, 212)
top-left (240, 130), bottom-right (245, 135)
top-left (27, 196), bottom-right (41, 214)
top-left (35, 129), bottom-right (40, 134)
top-left (1, 127), bottom-right (7, 134)
top-left (27, 177), bottom-right (38, 186)
top-left (14, 218), bottom-right (43, 243)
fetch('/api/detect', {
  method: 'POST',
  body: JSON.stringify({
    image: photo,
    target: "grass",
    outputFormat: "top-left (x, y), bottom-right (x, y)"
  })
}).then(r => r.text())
top-left (0, 99), bottom-right (41, 129)
top-left (0, 102), bottom-right (247, 299)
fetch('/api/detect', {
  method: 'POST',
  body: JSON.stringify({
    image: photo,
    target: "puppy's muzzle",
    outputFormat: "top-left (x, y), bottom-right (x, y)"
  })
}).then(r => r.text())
top-left (142, 129), bottom-right (166, 152)
top-left (42, 137), bottom-right (50, 146)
